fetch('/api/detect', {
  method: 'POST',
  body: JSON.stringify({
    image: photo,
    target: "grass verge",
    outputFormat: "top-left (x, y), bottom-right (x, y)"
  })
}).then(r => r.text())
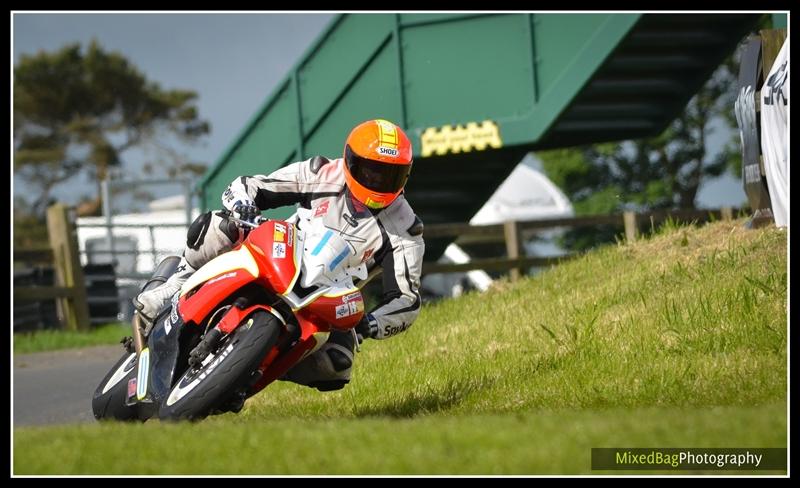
top-left (13, 403), bottom-right (786, 475)
top-left (14, 323), bottom-right (130, 354)
top-left (13, 220), bottom-right (787, 474)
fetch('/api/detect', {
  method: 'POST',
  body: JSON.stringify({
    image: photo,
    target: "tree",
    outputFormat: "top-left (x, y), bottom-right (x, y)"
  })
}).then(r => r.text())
top-left (538, 55), bottom-right (742, 251)
top-left (13, 39), bottom-right (210, 217)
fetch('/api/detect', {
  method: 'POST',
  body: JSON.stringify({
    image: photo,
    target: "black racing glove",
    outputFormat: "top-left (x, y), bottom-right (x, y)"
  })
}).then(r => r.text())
top-left (232, 201), bottom-right (260, 224)
top-left (355, 313), bottom-right (378, 343)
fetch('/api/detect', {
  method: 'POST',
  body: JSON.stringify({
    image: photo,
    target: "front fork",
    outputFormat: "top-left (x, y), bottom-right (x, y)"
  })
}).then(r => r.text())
top-left (127, 313), bottom-right (152, 411)
top-left (131, 313), bottom-right (146, 355)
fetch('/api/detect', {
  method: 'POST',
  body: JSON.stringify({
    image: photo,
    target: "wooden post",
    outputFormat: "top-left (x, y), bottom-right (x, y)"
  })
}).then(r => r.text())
top-left (47, 204), bottom-right (90, 330)
top-left (760, 29), bottom-right (787, 82)
top-left (504, 220), bottom-right (521, 281)
top-left (623, 211), bottom-right (638, 243)
top-left (720, 206), bottom-right (733, 222)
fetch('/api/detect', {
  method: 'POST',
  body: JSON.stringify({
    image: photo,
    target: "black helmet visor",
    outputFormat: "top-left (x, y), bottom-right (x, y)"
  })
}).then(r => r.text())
top-left (345, 145), bottom-right (412, 193)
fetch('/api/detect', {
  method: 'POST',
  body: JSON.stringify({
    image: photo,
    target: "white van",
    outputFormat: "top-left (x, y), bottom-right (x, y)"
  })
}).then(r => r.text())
top-left (76, 195), bottom-right (199, 322)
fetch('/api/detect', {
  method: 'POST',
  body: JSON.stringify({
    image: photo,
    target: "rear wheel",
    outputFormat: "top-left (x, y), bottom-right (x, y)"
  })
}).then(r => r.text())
top-left (158, 310), bottom-right (281, 421)
top-left (92, 352), bottom-right (139, 421)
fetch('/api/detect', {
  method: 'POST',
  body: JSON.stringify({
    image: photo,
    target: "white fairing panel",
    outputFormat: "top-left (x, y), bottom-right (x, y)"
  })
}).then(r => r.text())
top-left (280, 209), bottom-right (365, 310)
top-left (297, 209), bottom-right (368, 288)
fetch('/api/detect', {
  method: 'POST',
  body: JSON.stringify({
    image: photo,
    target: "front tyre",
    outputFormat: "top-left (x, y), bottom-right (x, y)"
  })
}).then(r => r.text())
top-left (92, 352), bottom-right (139, 421)
top-left (158, 311), bottom-right (281, 421)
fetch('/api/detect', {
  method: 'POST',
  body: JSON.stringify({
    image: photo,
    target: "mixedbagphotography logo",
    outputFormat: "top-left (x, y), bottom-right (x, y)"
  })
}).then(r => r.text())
top-left (592, 448), bottom-right (787, 471)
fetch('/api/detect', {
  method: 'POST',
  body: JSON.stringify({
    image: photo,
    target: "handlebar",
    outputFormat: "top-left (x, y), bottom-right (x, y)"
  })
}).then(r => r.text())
top-left (215, 211), bottom-right (268, 229)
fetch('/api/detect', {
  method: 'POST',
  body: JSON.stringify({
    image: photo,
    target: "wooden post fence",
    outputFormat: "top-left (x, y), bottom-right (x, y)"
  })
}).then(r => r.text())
top-left (15, 205), bottom-right (91, 330)
top-left (623, 211), bottom-right (638, 243)
top-left (43, 204), bottom-right (90, 330)
top-left (421, 207), bottom-right (740, 279)
top-left (504, 220), bottom-right (522, 282)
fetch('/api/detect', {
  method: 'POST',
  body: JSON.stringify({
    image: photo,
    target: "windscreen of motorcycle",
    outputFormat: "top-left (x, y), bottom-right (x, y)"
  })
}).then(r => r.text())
top-left (299, 215), bottom-right (368, 288)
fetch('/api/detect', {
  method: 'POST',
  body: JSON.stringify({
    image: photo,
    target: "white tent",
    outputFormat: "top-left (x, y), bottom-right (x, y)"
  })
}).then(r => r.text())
top-left (470, 159), bottom-right (574, 225)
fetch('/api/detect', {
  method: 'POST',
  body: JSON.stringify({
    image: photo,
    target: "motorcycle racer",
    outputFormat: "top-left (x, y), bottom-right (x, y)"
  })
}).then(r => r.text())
top-left (133, 119), bottom-right (425, 392)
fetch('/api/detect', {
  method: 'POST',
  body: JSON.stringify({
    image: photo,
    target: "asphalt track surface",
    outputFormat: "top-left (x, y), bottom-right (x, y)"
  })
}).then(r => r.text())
top-left (13, 344), bottom-right (126, 426)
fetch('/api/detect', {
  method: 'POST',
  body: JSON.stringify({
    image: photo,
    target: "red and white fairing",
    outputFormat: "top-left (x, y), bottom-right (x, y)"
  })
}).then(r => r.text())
top-left (174, 218), bottom-right (365, 394)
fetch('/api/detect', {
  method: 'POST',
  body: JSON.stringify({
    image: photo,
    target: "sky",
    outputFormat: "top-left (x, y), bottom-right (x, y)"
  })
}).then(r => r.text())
top-left (12, 12), bottom-right (335, 212)
top-left (12, 12), bottom-right (746, 213)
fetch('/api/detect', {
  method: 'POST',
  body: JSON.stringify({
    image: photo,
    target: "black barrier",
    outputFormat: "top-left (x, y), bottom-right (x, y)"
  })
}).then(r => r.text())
top-left (13, 267), bottom-right (59, 332)
top-left (83, 263), bottom-right (120, 325)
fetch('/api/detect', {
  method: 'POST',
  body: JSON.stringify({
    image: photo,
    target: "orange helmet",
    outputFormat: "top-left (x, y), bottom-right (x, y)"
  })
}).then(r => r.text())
top-left (343, 119), bottom-right (413, 209)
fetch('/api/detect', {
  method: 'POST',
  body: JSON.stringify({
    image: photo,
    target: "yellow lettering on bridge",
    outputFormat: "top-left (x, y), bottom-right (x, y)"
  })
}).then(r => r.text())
top-left (420, 120), bottom-right (503, 157)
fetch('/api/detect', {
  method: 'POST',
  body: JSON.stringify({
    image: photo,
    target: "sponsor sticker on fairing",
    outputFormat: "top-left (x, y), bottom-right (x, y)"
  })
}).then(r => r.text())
top-left (273, 222), bottom-right (287, 242)
top-left (335, 304), bottom-right (350, 319)
top-left (207, 272), bottom-right (236, 285)
top-left (272, 242), bottom-right (286, 258)
top-left (287, 225), bottom-right (294, 247)
top-left (127, 378), bottom-right (137, 399)
top-left (348, 301), bottom-right (360, 315)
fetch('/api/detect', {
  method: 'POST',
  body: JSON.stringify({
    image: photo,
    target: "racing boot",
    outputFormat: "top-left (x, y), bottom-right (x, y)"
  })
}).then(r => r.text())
top-left (280, 329), bottom-right (355, 392)
top-left (132, 257), bottom-right (196, 329)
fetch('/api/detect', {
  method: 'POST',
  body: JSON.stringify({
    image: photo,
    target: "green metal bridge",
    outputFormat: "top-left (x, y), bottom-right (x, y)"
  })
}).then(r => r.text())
top-left (198, 13), bottom-right (763, 259)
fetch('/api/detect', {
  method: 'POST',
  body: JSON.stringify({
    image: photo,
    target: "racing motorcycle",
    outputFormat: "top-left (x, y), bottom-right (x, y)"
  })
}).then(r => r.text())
top-left (92, 208), bottom-right (368, 421)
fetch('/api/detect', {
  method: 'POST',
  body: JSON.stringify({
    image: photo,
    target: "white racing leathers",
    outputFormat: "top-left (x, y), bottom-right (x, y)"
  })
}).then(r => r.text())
top-left (220, 156), bottom-right (425, 340)
top-left (760, 37), bottom-right (789, 228)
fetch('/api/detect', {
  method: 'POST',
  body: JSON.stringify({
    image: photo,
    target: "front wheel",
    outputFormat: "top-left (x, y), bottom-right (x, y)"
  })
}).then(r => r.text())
top-left (158, 310), bottom-right (281, 421)
top-left (92, 351), bottom-right (139, 421)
